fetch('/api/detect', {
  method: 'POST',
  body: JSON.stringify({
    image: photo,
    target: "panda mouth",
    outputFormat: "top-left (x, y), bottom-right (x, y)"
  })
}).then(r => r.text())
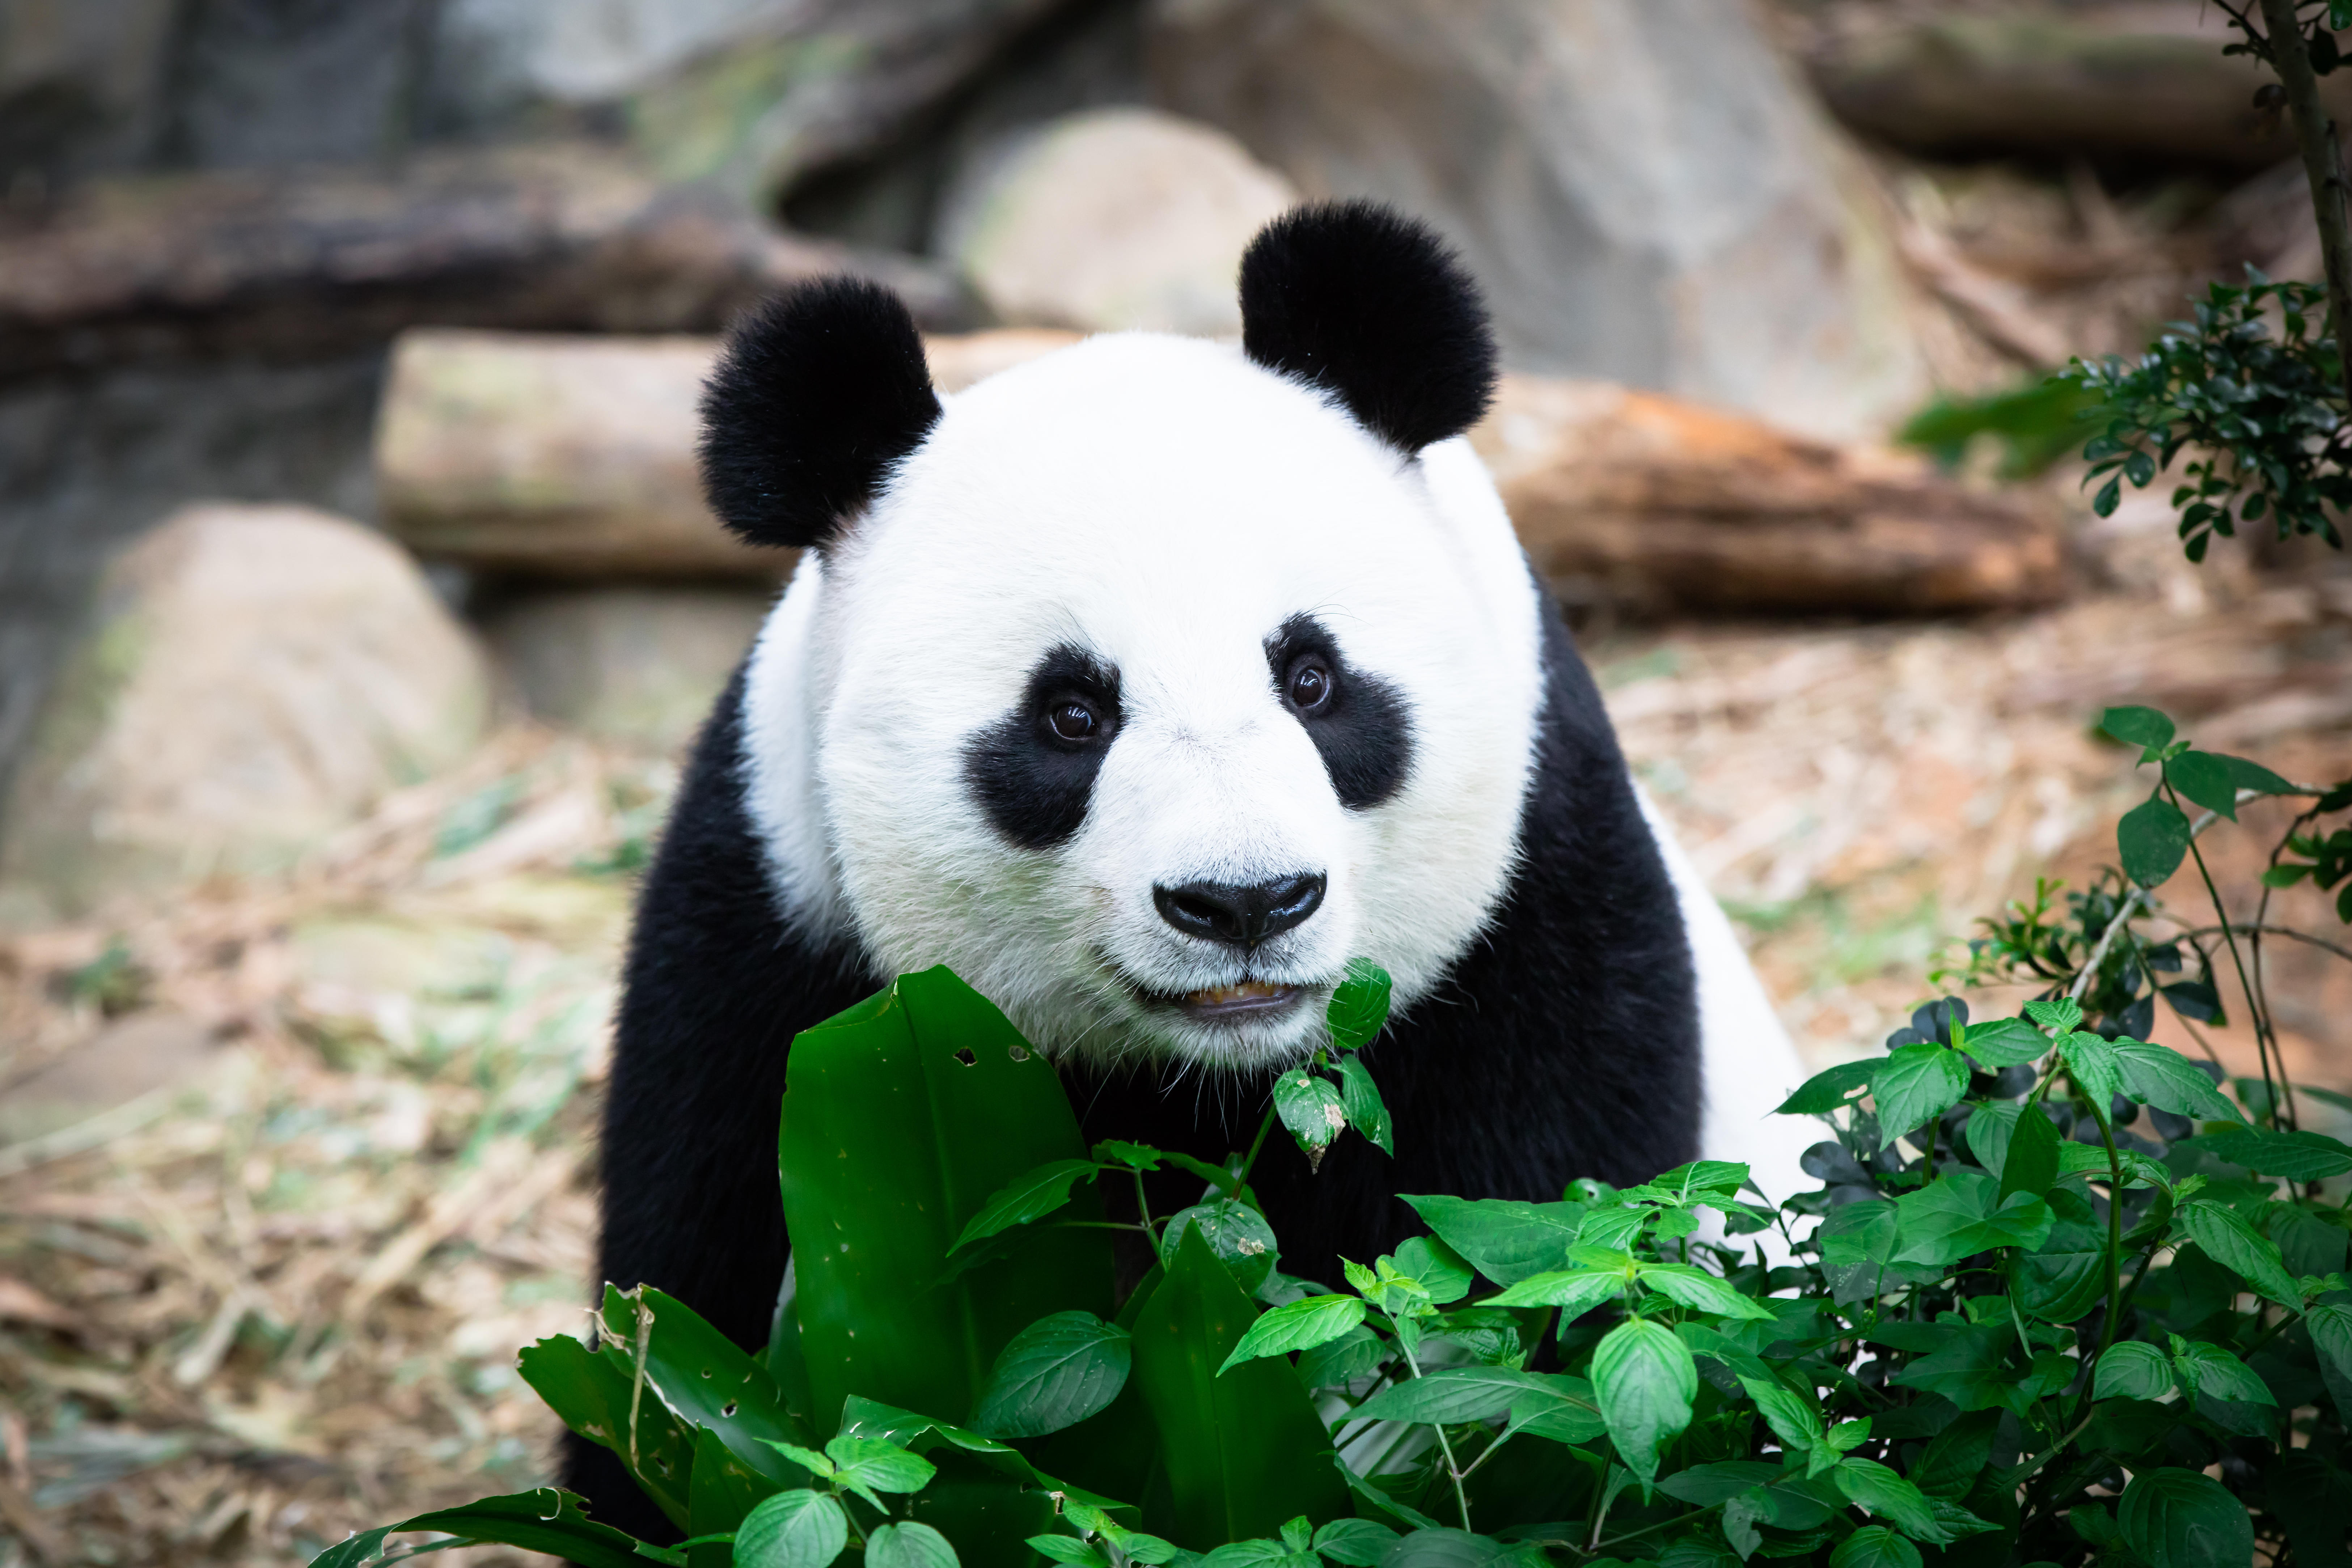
top-left (1168, 981), bottom-right (1308, 1022)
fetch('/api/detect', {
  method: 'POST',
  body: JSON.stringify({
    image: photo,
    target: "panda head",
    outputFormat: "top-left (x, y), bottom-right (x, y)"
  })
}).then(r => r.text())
top-left (706, 202), bottom-right (1541, 1074)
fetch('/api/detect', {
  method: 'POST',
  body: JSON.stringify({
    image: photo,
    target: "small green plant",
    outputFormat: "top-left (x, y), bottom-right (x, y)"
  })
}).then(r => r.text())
top-left (314, 720), bottom-right (2352, 1568)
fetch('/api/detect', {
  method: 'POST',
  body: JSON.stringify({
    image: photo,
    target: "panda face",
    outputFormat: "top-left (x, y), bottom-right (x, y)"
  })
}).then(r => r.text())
top-left (748, 333), bottom-right (1544, 1073)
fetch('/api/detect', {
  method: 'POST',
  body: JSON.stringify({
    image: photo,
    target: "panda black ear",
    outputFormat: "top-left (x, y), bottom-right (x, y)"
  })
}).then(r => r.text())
top-left (1238, 201), bottom-right (1498, 455)
top-left (699, 277), bottom-right (943, 550)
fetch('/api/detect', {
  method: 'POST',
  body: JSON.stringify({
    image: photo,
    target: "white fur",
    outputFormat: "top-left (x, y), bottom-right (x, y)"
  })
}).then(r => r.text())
top-left (736, 330), bottom-right (1810, 1183)
top-left (1637, 791), bottom-right (1819, 1208)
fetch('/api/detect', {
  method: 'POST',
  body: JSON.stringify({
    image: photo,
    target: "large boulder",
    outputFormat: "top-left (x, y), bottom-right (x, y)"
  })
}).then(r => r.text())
top-left (484, 586), bottom-right (775, 752)
top-left (0, 504), bottom-right (491, 920)
top-left (1148, 0), bottom-right (1929, 440)
top-left (938, 107), bottom-right (1300, 336)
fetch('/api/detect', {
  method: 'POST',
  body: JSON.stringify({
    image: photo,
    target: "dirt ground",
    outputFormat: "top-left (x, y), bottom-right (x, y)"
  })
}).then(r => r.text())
top-left (3, 522), bottom-right (2351, 1567)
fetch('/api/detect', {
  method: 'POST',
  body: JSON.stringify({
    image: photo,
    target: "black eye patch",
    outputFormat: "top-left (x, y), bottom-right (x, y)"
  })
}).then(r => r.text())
top-left (963, 644), bottom-right (1122, 849)
top-left (1264, 614), bottom-right (1413, 809)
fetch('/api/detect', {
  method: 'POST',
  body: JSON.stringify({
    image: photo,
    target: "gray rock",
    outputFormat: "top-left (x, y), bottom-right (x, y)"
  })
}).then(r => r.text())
top-left (1148, 0), bottom-right (1929, 440)
top-left (484, 585), bottom-right (775, 752)
top-left (938, 107), bottom-right (1298, 335)
top-left (0, 504), bottom-right (492, 920)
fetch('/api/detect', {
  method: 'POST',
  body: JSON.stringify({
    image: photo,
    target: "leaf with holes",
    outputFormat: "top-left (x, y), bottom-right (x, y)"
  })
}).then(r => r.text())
top-left (1273, 1069), bottom-right (1348, 1167)
top-left (1776, 1059), bottom-right (1877, 1116)
top-left (304, 1489), bottom-right (646, 1568)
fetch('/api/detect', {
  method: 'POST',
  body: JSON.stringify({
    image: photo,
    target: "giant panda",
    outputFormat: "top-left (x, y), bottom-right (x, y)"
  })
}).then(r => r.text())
top-left (572, 202), bottom-right (1815, 1534)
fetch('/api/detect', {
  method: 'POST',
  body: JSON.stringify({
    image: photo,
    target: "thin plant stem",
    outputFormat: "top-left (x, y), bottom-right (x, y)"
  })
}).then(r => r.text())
top-left (2167, 782), bottom-right (2289, 1127)
top-left (1393, 1318), bottom-right (1473, 1532)
top-left (2174, 923), bottom-right (2352, 967)
top-left (1232, 1102), bottom-right (1279, 1199)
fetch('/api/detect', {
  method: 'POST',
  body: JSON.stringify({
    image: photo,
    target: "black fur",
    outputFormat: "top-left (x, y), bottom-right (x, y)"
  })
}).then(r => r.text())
top-left (963, 644), bottom-right (1124, 850)
top-left (1239, 202), bottom-right (1499, 455)
top-left (1066, 593), bottom-right (1699, 1286)
top-left (1264, 614), bottom-right (1414, 810)
top-left (566, 666), bottom-right (881, 1543)
top-left (699, 278), bottom-right (943, 551)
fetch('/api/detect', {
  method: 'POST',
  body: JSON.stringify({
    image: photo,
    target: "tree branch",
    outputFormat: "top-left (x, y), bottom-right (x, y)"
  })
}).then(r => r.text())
top-left (2256, 0), bottom-right (2352, 412)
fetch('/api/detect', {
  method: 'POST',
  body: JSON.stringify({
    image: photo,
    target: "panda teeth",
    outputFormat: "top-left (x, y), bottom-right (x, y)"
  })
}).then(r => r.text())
top-left (1188, 981), bottom-right (1285, 1005)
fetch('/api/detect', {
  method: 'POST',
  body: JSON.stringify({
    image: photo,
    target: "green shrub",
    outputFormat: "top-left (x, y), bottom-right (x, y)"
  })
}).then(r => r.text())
top-left (314, 714), bottom-right (2352, 1568)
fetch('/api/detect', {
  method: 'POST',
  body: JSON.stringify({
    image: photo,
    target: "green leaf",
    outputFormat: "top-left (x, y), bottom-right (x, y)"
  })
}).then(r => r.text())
top-left (2116, 1468), bottom-right (2253, 1568)
top-left (2093, 475), bottom-right (2122, 517)
top-left (1217, 1294), bottom-right (1368, 1374)
top-left (2014, 1193), bottom-right (2109, 1324)
top-left (1774, 1059), bottom-right (1875, 1116)
top-left (1273, 1069), bottom-right (1348, 1166)
top-left (2118, 795), bottom-right (2193, 888)
top-left (2115, 1041), bottom-right (2246, 1125)
top-left (1637, 1263), bottom-right (1776, 1321)
top-left (516, 1332), bottom-right (698, 1530)
top-left (1892, 1171), bottom-right (2053, 1265)
top-left (1502, 1373), bottom-right (1607, 1444)
top-left (1376, 1529), bottom-right (1505, 1568)
top-left (2093, 1341), bottom-right (2174, 1401)
top-left (1160, 1202), bottom-right (1280, 1296)
top-left (866, 1523), bottom-right (959, 1568)
top-left (1738, 1374), bottom-right (1822, 1453)
top-left (303, 1489), bottom-right (646, 1568)
top-left (1957, 1017), bottom-right (2048, 1069)
top-left (734, 1490), bottom-right (850, 1568)
top-left (2184, 1128), bottom-right (2352, 1178)
top-left (2305, 1302), bottom-right (2352, 1390)
top-left (2176, 1200), bottom-right (2302, 1306)
top-left (1327, 958), bottom-right (1392, 1052)
top-left (692, 1426), bottom-right (777, 1555)
top-left (969, 1312), bottom-right (1131, 1440)
top-left (1311, 1519), bottom-right (1401, 1567)
top-left (1484, 1268), bottom-right (1626, 1314)
top-left (1131, 1225), bottom-right (1347, 1548)
top-left (1907, 1411), bottom-right (1999, 1501)
top-left (1873, 1044), bottom-right (1969, 1138)
top-left (1331, 1056), bottom-right (1393, 1156)
top-left (1400, 1196), bottom-right (1586, 1285)
top-left (2061, 1031), bottom-right (2122, 1112)
top-left (1355, 1366), bottom-right (1553, 1423)
top-left (594, 1285), bottom-right (812, 1497)
top-left (1997, 1099), bottom-right (2060, 1202)
top-left (2101, 706), bottom-right (2176, 759)
top-left (1833, 1458), bottom-right (1946, 1542)
top-left (2024, 997), bottom-right (2083, 1034)
top-left (948, 1161), bottom-right (1102, 1257)
top-left (2172, 1339), bottom-right (2275, 1407)
top-left (1830, 1526), bottom-right (1922, 1568)
top-left (778, 969), bottom-right (1113, 1431)
top-left (1591, 1317), bottom-right (1697, 1484)
top-left (2166, 752), bottom-right (2239, 821)
top-left (1962, 1101), bottom-right (2021, 1180)
top-left (1028, 1538), bottom-right (1111, 1568)
top-left (820, 1437), bottom-right (936, 1512)
top-left (2215, 753), bottom-right (2296, 797)
top-left (1390, 1236), bottom-right (1473, 1305)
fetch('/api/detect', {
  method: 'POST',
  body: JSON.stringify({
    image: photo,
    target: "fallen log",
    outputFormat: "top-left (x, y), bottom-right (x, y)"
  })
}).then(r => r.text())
top-left (377, 329), bottom-right (2064, 613)
top-left (1471, 378), bottom-right (2064, 615)
top-left (0, 143), bottom-right (964, 383)
top-left (1805, 4), bottom-right (2352, 168)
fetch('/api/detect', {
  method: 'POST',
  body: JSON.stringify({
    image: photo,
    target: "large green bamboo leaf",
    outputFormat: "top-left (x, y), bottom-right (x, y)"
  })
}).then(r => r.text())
top-left (305, 1489), bottom-right (644, 1568)
top-left (515, 1331), bottom-right (695, 1530)
top-left (1131, 1227), bottom-right (1347, 1547)
top-left (595, 1285), bottom-right (809, 1492)
top-left (778, 968), bottom-right (1114, 1433)
top-left (688, 1425), bottom-right (774, 1568)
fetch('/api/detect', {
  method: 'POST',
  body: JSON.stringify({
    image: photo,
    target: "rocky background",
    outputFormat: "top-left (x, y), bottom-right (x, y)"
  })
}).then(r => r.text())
top-left (3, 1), bottom-right (2352, 1563)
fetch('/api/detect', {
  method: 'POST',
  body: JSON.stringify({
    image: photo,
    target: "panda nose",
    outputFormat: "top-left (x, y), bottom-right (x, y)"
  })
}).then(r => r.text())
top-left (1152, 874), bottom-right (1327, 951)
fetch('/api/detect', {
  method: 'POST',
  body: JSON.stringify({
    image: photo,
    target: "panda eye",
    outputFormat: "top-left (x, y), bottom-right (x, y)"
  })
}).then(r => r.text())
top-left (1046, 700), bottom-right (1100, 742)
top-left (1286, 656), bottom-right (1335, 715)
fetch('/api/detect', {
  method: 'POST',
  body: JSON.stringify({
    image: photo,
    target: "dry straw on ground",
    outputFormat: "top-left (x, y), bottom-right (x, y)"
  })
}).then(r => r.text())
top-left (4, 542), bottom-right (2351, 1568)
